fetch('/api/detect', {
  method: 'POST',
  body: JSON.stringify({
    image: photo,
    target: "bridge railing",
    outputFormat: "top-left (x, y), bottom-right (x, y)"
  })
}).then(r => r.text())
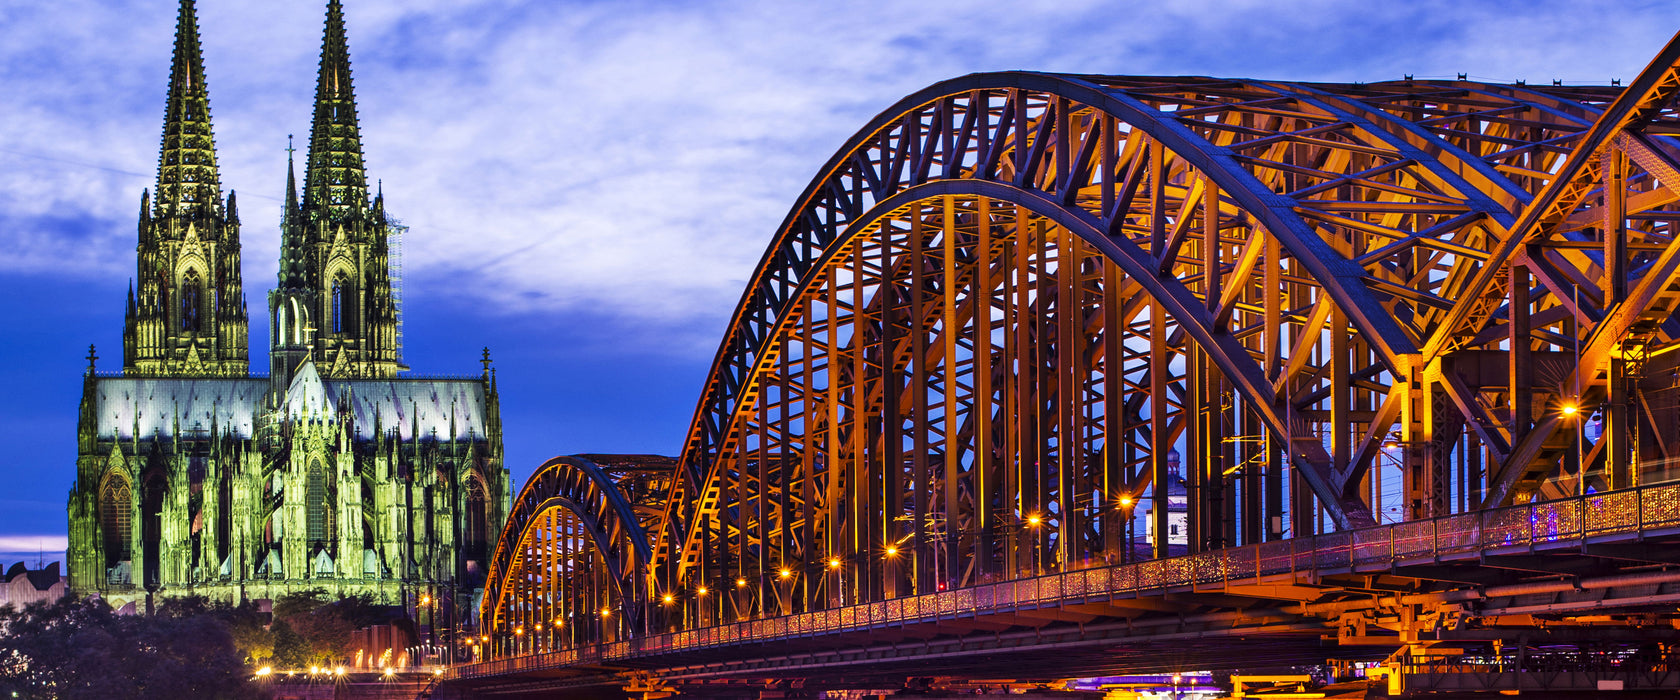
top-left (452, 481), bottom-right (1680, 680)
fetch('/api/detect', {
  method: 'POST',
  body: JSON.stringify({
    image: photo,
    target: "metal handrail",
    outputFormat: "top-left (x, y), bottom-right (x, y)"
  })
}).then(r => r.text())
top-left (451, 481), bottom-right (1680, 680)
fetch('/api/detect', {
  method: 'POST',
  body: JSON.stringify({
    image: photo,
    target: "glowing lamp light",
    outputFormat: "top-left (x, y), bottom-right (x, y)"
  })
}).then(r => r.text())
top-left (1172, 674), bottom-right (1183, 684)
top-left (535, 623), bottom-right (543, 631)
top-left (828, 558), bottom-right (842, 570)
top-left (419, 594), bottom-right (431, 606)
top-left (335, 667), bottom-right (346, 677)
top-left (697, 586), bottom-right (709, 595)
top-left (481, 635), bottom-right (490, 643)
top-left (255, 667), bottom-right (273, 677)
top-left (310, 666), bottom-right (320, 675)
top-left (736, 578), bottom-right (748, 588)
top-left (383, 668), bottom-right (394, 678)
top-left (662, 594), bottom-right (675, 605)
top-left (600, 608), bottom-right (612, 618)
top-left (1118, 495), bottom-right (1133, 507)
top-left (778, 568), bottom-right (792, 579)
top-left (1562, 404), bottom-right (1579, 416)
top-left (1026, 514), bottom-right (1042, 527)
top-left (884, 546), bottom-right (899, 557)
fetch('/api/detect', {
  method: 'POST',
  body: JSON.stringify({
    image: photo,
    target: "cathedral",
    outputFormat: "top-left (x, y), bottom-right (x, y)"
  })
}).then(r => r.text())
top-left (66, 0), bottom-right (512, 619)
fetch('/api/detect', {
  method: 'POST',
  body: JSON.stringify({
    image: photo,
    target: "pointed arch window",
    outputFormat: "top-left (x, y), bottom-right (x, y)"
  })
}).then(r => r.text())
top-left (142, 474), bottom-right (166, 590)
top-left (181, 270), bottom-right (203, 332)
top-left (306, 460), bottom-right (335, 550)
top-left (100, 473), bottom-right (132, 567)
top-left (464, 476), bottom-right (490, 564)
top-left (331, 273), bottom-right (349, 334)
top-left (216, 466), bottom-right (232, 565)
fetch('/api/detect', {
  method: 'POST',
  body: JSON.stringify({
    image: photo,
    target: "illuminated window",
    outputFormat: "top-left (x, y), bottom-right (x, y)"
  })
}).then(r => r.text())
top-left (100, 474), bottom-right (132, 564)
top-left (331, 275), bottom-right (346, 334)
top-left (181, 271), bottom-right (203, 332)
top-left (307, 461), bottom-right (334, 547)
top-left (465, 476), bottom-right (490, 562)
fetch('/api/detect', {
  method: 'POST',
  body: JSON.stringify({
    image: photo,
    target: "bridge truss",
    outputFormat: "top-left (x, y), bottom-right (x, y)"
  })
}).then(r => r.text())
top-left (472, 32), bottom-right (1680, 694)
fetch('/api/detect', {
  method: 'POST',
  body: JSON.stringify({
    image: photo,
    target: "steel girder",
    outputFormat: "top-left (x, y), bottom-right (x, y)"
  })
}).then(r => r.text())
top-left (661, 71), bottom-right (1615, 570)
top-left (480, 456), bottom-right (652, 640)
top-left (483, 34), bottom-right (1680, 652)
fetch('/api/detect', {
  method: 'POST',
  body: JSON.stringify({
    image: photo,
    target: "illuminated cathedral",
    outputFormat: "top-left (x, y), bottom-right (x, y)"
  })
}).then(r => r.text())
top-left (66, 0), bottom-right (511, 617)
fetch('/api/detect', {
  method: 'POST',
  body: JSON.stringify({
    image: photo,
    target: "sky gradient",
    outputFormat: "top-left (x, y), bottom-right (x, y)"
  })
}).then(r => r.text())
top-left (2, 0), bottom-right (1677, 567)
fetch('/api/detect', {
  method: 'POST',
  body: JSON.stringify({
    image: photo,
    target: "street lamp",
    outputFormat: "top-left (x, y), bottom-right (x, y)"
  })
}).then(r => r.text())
top-left (1117, 495), bottom-right (1136, 563)
top-left (1024, 514), bottom-right (1047, 575)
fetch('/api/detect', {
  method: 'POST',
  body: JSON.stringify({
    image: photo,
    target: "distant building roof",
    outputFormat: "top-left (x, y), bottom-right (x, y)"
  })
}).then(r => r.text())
top-left (4, 561), bottom-right (63, 593)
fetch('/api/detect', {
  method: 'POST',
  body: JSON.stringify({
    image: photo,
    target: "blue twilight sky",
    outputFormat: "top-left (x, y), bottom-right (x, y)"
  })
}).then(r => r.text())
top-left (0, 0), bottom-right (1676, 566)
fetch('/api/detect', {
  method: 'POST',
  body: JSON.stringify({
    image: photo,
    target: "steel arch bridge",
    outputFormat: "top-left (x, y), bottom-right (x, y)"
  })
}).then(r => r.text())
top-left (468, 33), bottom-right (1680, 695)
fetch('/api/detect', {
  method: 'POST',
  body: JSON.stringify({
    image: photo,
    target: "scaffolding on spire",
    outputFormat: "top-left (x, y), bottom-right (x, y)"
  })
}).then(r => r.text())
top-left (387, 218), bottom-right (405, 366)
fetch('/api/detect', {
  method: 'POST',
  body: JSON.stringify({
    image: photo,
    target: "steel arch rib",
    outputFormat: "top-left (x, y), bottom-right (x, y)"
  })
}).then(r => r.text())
top-left (885, 178), bottom-right (1348, 513)
top-left (663, 63), bottom-right (1680, 564)
top-left (666, 71), bottom-right (1474, 548)
top-left (974, 71), bottom-right (1422, 368)
top-left (481, 455), bottom-right (652, 629)
top-left (1270, 82), bottom-right (1532, 217)
top-left (1422, 31), bottom-right (1680, 359)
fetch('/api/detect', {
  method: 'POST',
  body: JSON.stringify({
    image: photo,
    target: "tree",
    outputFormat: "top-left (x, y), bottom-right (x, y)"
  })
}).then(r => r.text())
top-left (269, 619), bottom-right (310, 670)
top-left (0, 597), bottom-right (268, 700)
top-left (269, 589), bottom-right (400, 667)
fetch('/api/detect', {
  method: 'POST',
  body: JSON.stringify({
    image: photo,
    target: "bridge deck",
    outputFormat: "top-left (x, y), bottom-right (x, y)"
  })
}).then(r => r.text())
top-left (451, 482), bottom-right (1680, 693)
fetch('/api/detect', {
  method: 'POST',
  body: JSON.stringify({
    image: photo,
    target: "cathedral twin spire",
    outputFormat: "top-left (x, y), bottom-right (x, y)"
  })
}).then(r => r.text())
top-left (126, 0), bottom-right (402, 382)
top-left (125, 0), bottom-right (246, 376)
top-left (303, 0), bottom-right (371, 218)
top-left (155, 0), bottom-right (222, 220)
top-left (276, 0), bottom-right (404, 383)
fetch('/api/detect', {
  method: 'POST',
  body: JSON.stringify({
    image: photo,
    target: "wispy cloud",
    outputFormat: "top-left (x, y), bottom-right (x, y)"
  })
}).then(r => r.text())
top-left (2, 0), bottom-right (1676, 355)
top-left (0, 535), bottom-right (68, 554)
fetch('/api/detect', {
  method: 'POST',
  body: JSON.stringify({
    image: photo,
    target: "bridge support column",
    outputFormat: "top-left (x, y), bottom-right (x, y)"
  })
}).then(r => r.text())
top-left (1186, 344), bottom-right (1204, 555)
top-left (1606, 357), bottom-right (1633, 490)
top-left (1151, 296), bottom-right (1171, 559)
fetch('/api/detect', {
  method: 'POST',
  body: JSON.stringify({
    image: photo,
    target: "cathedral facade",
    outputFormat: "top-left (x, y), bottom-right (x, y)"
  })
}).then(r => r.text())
top-left (66, 0), bottom-right (512, 617)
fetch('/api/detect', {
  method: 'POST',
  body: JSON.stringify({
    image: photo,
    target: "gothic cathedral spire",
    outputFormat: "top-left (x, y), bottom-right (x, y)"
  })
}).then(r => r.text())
top-left (303, 0), bottom-right (369, 219)
top-left (124, 0), bottom-right (249, 377)
top-left (270, 0), bottom-right (404, 386)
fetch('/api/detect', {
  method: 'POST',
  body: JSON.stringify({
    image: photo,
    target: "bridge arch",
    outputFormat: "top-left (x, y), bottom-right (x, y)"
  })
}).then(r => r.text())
top-left (480, 455), bottom-right (654, 643)
top-left (480, 49), bottom-right (1680, 656)
top-left (658, 71), bottom-right (1599, 581)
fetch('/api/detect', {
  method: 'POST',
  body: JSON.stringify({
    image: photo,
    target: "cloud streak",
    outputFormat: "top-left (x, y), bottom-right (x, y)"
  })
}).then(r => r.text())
top-left (1, 0), bottom-right (1677, 357)
top-left (0, 535), bottom-right (69, 554)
